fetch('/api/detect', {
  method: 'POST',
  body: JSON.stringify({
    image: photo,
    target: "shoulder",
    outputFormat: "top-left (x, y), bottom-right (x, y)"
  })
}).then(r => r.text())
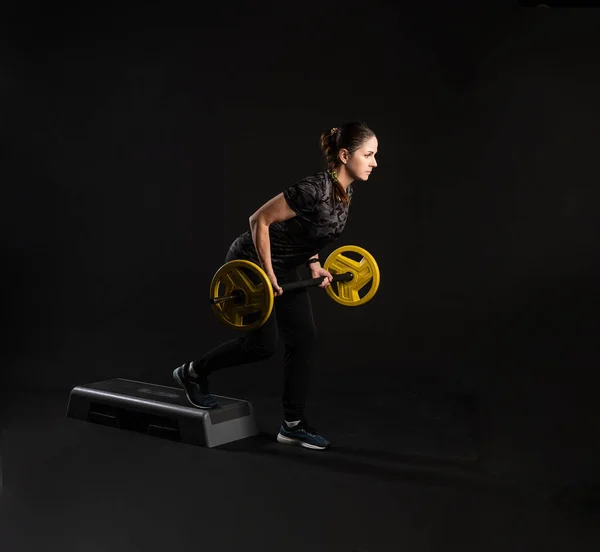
top-left (283, 172), bottom-right (330, 213)
top-left (290, 171), bottom-right (331, 195)
top-left (292, 171), bottom-right (327, 185)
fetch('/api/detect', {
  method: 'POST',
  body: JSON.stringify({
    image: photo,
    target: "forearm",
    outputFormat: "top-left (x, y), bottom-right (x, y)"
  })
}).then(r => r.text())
top-left (249, 218), bottom-right (275, 276)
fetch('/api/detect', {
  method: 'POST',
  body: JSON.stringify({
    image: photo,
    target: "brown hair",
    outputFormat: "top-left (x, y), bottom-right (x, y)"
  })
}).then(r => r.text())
top-left (319, 121), bottom-right (376, 205)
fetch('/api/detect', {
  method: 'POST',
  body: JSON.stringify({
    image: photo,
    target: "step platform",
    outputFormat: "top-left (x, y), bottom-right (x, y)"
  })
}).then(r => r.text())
top-left (66, 378), bottom-right (259, 448)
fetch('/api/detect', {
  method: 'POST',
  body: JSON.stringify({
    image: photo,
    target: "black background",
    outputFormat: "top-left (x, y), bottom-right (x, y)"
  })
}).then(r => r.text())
top-left (2, 3), bottom-right (599, 494)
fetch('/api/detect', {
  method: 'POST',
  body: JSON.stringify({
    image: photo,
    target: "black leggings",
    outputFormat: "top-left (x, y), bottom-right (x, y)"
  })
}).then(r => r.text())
top-left (195, 254), bottom-right (318, 421)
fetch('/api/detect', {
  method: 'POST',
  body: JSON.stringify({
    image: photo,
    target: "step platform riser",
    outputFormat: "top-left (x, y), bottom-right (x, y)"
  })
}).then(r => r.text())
top-left (66, 378), bottom-right (259, 448)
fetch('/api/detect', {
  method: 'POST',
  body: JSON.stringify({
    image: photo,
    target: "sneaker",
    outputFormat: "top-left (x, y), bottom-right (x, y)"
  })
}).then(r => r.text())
top-left (276, 418), bottom-right (330, 450)
top-left (173, 362), bottom-right (219, 409)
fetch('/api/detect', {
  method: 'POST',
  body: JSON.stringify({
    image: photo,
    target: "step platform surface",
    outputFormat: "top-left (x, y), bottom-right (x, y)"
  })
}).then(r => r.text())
top-left (66, 378), bottom-right (259, 448)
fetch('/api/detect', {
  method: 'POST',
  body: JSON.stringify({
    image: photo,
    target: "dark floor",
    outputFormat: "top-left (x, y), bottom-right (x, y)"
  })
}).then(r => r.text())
top-left (0, 385), bottom-right (598, 552)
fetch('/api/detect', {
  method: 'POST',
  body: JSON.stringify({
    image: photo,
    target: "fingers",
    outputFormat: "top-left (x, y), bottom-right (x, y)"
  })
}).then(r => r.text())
top-left (270, 278), bottom-right (283, 295)
top-left (320, 273), bottom-right (333, 288)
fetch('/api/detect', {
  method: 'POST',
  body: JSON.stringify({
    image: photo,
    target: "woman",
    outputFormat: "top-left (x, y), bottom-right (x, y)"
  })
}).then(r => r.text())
top-left (174, 121), bottom-right (378, 450)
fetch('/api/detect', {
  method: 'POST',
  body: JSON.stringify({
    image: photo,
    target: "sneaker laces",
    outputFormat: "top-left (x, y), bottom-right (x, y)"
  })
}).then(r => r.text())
top-left (299, 419), bottom-right (318, 436)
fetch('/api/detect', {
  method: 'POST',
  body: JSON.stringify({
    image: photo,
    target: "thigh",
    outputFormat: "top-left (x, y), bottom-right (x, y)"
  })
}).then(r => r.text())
top-left (222, 246), bottom-right (280, 352)
top-left (245, 299), bottom-right (279, 354)
top-left (275, 269), bottom-right (317, 346)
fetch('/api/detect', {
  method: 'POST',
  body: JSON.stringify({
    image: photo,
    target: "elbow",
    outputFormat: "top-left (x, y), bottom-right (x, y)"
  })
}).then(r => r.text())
top-left (249, 213), bottom-right (267, 229)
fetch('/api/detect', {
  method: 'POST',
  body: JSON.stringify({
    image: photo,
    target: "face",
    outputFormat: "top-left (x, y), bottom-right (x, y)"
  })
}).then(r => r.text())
top-left (342, 136), bottom-right (378, 181)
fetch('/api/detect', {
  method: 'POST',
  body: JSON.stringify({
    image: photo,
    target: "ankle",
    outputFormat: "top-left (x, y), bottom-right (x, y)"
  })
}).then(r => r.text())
top-left (188, 361), bottom-right (201, 379)
top-left (284, 419), bottom-right (302, 428)
top-left (187, 361), bottom-right (208, 383)
top-left (183, 362), bottom-right (207, 388)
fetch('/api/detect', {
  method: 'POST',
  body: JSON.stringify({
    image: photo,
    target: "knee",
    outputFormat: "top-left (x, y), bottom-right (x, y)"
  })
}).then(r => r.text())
top-left (288, 325), bottom-right (318, 352)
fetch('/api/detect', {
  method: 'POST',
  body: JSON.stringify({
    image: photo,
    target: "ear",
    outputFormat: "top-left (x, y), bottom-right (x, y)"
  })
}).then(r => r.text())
top-left (338, 148), bottom-right (349, 164)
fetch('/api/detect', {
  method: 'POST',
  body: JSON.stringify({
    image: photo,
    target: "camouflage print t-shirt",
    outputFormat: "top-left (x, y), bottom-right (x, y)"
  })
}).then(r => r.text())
top-left (226, 171), bottom-right (353, 278)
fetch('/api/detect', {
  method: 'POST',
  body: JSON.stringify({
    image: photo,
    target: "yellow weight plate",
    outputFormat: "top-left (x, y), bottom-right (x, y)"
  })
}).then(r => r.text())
top-left (323, 245), bottom-right (380, 306)
top-left (209, 260), bottom-right (274, 331)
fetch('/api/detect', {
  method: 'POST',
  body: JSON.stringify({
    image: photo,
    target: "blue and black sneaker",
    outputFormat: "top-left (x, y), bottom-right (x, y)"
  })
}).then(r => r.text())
top-left (173, 362), bottom-right (219, 409)
top-left (276, 418), bottom-right (330, 450)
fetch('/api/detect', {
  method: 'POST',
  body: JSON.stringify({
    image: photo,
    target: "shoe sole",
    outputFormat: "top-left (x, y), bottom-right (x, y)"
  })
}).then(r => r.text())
top-left (173, 367), bottom-right (218, 410)
top-left (276, 432), bottom-right (328, 450)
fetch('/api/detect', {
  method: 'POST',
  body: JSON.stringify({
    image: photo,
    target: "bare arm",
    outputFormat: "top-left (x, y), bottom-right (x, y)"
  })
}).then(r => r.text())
top-left (248, 193), bottom-right (297, 277)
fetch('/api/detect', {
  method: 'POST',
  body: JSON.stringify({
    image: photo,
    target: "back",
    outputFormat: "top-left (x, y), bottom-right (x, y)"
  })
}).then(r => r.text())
top-left (226, 171), bottom-right (354, 277)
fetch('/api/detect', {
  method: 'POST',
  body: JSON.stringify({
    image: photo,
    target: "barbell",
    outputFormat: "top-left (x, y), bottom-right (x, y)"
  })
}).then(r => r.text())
top-left (208, 245), bottom-right (380, 331)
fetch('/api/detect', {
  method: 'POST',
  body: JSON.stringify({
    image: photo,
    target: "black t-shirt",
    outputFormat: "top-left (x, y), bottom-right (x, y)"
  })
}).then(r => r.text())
top-left (226, 171), bottom-right (353, 277)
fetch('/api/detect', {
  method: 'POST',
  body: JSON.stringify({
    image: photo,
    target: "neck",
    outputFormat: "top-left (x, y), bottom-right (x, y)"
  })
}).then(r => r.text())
top-left (330, 166), bottom-right (353, 190)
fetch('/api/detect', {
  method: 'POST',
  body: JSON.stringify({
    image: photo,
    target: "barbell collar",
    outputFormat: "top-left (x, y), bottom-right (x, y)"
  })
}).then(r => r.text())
top-left (209, 289), bottom-right (244, 305)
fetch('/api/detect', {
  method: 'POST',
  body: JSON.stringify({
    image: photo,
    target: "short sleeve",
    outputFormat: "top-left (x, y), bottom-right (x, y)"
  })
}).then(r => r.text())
top-left (283, 179), bottom-right (319, 217)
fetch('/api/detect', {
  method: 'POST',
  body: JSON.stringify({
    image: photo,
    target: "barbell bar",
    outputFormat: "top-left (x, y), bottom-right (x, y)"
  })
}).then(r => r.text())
top-left (209, 271), bottom-right (354, 305)
top-left (209, 245), bottom-right (380, 331)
